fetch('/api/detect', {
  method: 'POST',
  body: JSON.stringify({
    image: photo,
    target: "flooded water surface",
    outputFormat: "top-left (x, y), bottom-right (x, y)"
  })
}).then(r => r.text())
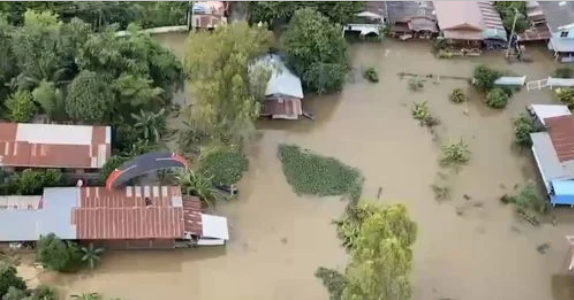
top-left (56, 34), bottom-right (574, 300)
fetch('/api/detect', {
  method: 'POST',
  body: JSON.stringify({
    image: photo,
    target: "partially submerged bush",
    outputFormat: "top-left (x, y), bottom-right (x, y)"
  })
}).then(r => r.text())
top-left (363, 67), bottom-right (379, 83)
top-left (199, 150), bottom-right (249, 186)
top-left (449, 88), bottom-right (466, 103)
top-left (554, 67), bottom-right (574, 79)
top-left (514, 114), bottom-right (542, 147)
top-left (408, 76), bottom-right (424, 91)
top-left (473, 64), bottom-right (501, 92)
top-left (411, 101), bottom-right (439, 127)
top-left (440, 139), bottom-right (471, 167)
top-left (555, 88), bottom-right (574, 107)
top-left (503, 184), bottom-right (547, 225)
top-left (431, 184), bottom-right (451, 201)
top-left (486, 88), bottom-right (510, 109)
top-left (36, 233), bottom-right (83, 273)
top-left (278, 144), bottom-right (363, 201)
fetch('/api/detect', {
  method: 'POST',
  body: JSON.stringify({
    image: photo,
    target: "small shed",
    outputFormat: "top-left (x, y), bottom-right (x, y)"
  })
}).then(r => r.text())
top-left (550, 180), bottom-right (574, 206)
top-left (494, 76), bottom-right (527, 86)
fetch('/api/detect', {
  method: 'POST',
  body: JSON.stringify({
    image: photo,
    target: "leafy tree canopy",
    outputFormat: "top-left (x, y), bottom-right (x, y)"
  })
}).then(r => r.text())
top-left (66, 70), bottom-right (112, 123)
top-left (0, 263), bottom-right (26, 298)
top-left (5, 90), bottom-right (36, 123)
top-left (184, 22), bottom-right (273, 144)
top-left (248, 2), bottom-right (365, 26)
top-left (36, 233), bottom-right (83, 272)
top-left (281, 8), bottom-right (351, 94)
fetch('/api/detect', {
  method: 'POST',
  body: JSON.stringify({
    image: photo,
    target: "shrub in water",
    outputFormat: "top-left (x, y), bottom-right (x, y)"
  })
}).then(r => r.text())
top-left (363, 67), bottom-right (379, 83)
top-left (514, 114), bottom-right (542, 147)
top-left (472, 65), bottom-right (501, 92)
top-left (556, 88), bottom-right (574, 107)
top-left (449, 88), bottom-right (466, 103)
top-left (486, 88), bottom-right (510, 109)
top-left (439, 139), bottom-right (471, 167)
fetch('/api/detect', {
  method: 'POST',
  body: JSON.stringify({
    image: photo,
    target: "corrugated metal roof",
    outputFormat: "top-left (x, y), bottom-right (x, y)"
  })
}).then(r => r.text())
top-left (551, 179), bottom-right (574, 195)
top-left (545, 115), bottom-right (574, 163)
top-left (529, 104), bottom-right (571, 126)
top-left (74, 186), bottom-right (185, 240)
top-left (261, 98), bottom-right (303, 118)
top-left (0, 187), bottom-right (78, 242)
top-left (255, 54), bottom-right (304, 100)
top-left (386, 1), bottom-right (435, 24)
top-left (530, 132), bottom-right (574, 191)
top-left (538, 1), bottom-right (574, 33)
top-left (0, 123), bottom-right (111, 169)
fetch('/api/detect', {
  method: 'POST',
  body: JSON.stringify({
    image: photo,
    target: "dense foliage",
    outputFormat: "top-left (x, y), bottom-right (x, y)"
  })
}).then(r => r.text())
top-left (0, 11), bottom-right (183, 155)
top-left (0, 2), bottom-right (189, 30)
top-left (472, 64), bottom-right (501, 92)
top-left (184, 22), bottom-right (273, 144)
top-left (36, 233), bottom-right (83, 272)
top-left (278, 144), bottom-right (363, 202)
top-left (494, 1), bottom-right (528, 33)
top-left (199, 150), bottom-right (249, 186)
top-left (248, 2), bottom-right (365, 26)
top-left (322, 202), bottom-right (417, 300)
top-left (556, 88), bottom-right (574, 108)
top-left (0, 264), bottom-right (26, 298)
top-left (281, 8), bottom-right (351, 94)
top-left (486, 87), bottom-right (510, 109)
top-left (514, 114), bottom-right (542, 147)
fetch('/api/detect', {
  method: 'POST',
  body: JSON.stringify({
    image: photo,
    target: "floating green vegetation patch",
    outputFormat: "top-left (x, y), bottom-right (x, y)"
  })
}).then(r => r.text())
top-left (278, 144), bottom-right (363, 201)
top-left (199, 150), bottom-right (249, 186)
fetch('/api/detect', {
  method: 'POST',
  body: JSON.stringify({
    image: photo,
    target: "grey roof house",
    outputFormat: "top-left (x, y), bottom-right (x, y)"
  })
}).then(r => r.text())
top-left (343, 2), bottom-right (386, 36)
top-left (252, 54), bottom-right (304, 120)
top-left (538, 1), bottom-right (574, 62)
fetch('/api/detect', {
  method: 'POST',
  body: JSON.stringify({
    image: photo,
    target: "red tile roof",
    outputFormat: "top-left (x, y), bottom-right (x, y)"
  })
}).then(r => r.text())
top-left (545, 115), bottom-right (574, 162)
top-left (73, 186), bottom-right (202, 240)
top-left (0, 123), bottom-right (111, 169)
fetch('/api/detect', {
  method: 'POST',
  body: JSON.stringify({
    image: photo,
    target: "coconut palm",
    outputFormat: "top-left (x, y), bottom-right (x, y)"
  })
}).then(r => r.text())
top-left (131, 108), bottom-right (167, 142)
top-left (176, 169), bottom-right (227, 207)
top-left (81, 243), bottom-right (105, 269)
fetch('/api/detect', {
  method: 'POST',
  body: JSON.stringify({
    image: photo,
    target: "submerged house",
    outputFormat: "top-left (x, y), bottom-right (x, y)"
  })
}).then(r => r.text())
top-left (518, 1), bottom-right (551, 42)
top-left (191, 1), bottom-right (228, 29)
top-left (255, 54), bottom-right (304, 120)
top-left (538, 1), bottom-right (574, 62)
top-left (433, 1), bottom-right (507, 49)
top-left (344, 2), bottom-right (386, 36)
top-left (0, 186), bottom-right (229, 248)
top-left (385, 1), bottom-right (438, 39)
top-left (0, 123), bottom-right (111, 174)
top-left (530, 114), bottom-right (574, 206)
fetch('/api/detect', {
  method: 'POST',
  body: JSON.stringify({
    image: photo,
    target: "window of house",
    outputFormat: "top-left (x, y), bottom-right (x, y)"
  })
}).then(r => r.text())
top-left (561, 31), bottom-right (569, 38)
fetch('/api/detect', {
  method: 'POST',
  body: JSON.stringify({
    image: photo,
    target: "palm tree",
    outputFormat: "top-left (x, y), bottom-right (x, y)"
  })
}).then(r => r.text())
top-left (131, 108), bottom-right (167, 143)
top-left (70, 293), bottom-right (103, 300)
top-left (176, 169), bottom-right (227, 207)
top-left (81, 243), bottom-right (105, 269)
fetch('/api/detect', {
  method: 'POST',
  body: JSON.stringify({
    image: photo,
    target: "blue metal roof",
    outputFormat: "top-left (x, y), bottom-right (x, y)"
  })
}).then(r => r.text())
top-left (0, 187), bottom-right (78, 242)
top-left (552, 180), bottom-right (574, 196)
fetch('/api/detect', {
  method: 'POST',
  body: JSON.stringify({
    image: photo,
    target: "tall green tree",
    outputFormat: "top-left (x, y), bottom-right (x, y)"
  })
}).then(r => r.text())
top-left (32, 80), bottom-right (66, 121)
top-left (248, 2), bottom-right (365, 26)
top-left (36, 233), bottom-right (83, 273)
top-left (184, 22), bottom-right (273, 143)
top-left (281, 8), bottom-right (350, 94)
top-left (5, 90), bottom-right (36, 123)
top-left (320, 202), bottom-right (417, 300)
top-left (66, 70), bottom-right (112, 123)
top-left (131, 108), bottom-right (167, 143)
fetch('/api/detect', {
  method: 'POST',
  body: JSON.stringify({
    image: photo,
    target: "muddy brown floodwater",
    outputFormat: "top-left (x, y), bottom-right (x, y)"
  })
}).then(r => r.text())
top-left (51, 34), bottom-right (574, 300)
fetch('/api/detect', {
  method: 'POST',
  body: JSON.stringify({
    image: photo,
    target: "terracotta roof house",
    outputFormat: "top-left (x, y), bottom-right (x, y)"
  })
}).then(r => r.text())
top-left (538, 1), bottom-right (574, 62)
top-left (0, 123), bottom-right (111, 170)
top-left (0, 186), bottom-right (229, 248)
top-left (530, 114), bottom-right (574, 206)
top-left (518, 1), bottom-right (551, 42)
top-left (191, 1), bottom-right (228, 29)
top-left (344, 2), bottom-right (386, 36)
top-left (385, 1), bottom-right (438, 38)
top-left (253, 54), bottom-right (304, 120)
top-left (433, 1), bottom-right (507, 48)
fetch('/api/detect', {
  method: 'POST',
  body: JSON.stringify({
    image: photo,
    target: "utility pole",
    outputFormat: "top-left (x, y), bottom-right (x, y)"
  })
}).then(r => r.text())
top-left (506, 7), bottom-right (520, 57)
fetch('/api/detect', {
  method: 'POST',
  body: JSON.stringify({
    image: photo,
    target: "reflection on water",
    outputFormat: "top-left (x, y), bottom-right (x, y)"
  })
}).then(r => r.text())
top-left (49, 35), bottom-right (574, 300)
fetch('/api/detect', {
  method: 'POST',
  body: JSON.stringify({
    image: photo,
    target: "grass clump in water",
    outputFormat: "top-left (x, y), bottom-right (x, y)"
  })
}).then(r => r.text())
top-left (411, 101), bottom-right (440, 128)
top-left (439, 139), bottom-right (471, 167)
top-left (278, 144), bottom-right (363, 202)
top-left (501, 184), bottom-right (547, 225)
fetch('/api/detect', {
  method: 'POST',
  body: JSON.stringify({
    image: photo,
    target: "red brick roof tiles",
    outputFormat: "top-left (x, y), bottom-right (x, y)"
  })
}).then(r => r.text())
top-left (545, 115), bottom-right (574, 162)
